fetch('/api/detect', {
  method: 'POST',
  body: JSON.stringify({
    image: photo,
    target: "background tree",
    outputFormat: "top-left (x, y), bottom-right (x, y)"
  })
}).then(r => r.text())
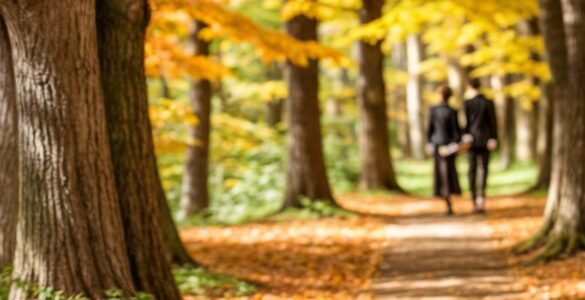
top-left (406, 33), bottom-right (426, 160)
top-left (266, 63), bottom-right (286, 127)
top-left (491, 75), bottom-right (516, 169)
top-left (181, 20), bottom-right (213, 215)
top-left (1, 1), bottom-right (136, 297)
top-left (357, 0), bottom-right (401, 191)
top-left (96, 0), bottom-right (184, 297)
top-left (283, 3), bottom-right (335, 207)
top-left (0, 16), bottom-right (17, 269)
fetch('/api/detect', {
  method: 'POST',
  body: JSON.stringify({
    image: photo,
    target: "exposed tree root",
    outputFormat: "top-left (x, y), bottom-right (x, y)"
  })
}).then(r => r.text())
top-left (526, 233), bottom-right (585, 265)
top-left (513, 221), bottom-right (553, 254)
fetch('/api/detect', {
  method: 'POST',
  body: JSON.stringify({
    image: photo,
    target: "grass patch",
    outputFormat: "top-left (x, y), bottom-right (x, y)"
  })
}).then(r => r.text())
top-left (396, 156), bottom-right (537, 197)
top-left (174, 267), bottom-right (256, 298)
top-left (272, 199), bottom-right (358, 221)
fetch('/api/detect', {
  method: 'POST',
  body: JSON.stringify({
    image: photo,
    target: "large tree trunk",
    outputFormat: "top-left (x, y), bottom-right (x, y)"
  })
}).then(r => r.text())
top-left (356, 0), bottom-right (401, 191)
top-left (1, 1), bottom-right (135, 298)
top-left (96, 1), bottom-right (182, 298)
top-left (491, 75), bottom-right (515, 169)
top-left (549, 0), bottom-right (585, 252)
top-left (406, 34), bottom-right (426, 160)
top-left (516, 0), bottom-right (585, 261)
top-left (283, 10), bottom-right (334, 208)
top-left (181, 20), bottom-right (212, 215)
top-left (0, 16), bottom-right (18, 269)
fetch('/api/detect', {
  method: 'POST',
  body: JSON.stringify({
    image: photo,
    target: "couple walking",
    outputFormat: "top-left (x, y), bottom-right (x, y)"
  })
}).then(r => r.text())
top-left (427, 79), bottom-right (498, 215)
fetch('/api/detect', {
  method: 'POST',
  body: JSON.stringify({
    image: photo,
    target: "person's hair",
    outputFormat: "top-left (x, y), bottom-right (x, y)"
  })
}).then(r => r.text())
top-left (470, 78), bottom-right (482, 89)
top-left (440, 86), bottom-right (453, 102)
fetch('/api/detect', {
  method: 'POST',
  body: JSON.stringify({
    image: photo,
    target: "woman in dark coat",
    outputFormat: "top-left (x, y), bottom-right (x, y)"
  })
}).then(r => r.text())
top-left (427, 86), bottom-right (462, 215)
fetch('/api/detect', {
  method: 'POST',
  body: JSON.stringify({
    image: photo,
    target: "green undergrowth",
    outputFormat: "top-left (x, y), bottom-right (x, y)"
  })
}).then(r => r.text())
top-left (181, 198), bottom-right (357, 226)
top-left (0, 267), bottom-right (255, 299)
top-left (396, 157), bottom-right (538, 197)
top-left (271, 198), bottom-right (358, 221)
top-left (174, 267), bottom-right (256, 297)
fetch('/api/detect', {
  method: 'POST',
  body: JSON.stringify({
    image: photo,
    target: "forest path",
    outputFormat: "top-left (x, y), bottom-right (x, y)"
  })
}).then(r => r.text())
top-left (340, 196), bottom-right (533, 299)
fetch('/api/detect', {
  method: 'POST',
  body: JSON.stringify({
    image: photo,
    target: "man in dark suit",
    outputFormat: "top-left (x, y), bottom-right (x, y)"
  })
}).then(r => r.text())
top-left (463, 79), bottom-right (498, 214)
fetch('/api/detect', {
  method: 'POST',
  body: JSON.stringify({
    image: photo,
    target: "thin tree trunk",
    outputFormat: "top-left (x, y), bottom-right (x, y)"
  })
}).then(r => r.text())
top-left (160, 73), bottom-right (173, 99)
top-left (1, 1), bottom-right (135, 298)
top-left (357, 0), bottom-right (401, 191)
top-left (283, 9), bottom-right (334, 208)
top-left (515, 20), bottom-right (541, 163)
top-left (267, 99), bottom-right (285, 126)
top-left (491, 75), bottom-right (515, 169)
top-left (446, 56), bottom-right (468, 112)
top-left (391, 43), bottom-right (411, 157)
top-left (535, 83), bottom-right (554, 187)
top-left (406, 34), bottom-right (425, 160)
top-left (515, 100), bottom-right (536, 161)
top-left (0, 16), bottom-right (18, 269)
top-left (96, 0), bottom-right (182, 298)
top-left (181, 20), bottom-right (212, 216)
top-left (266, 63), bottom-right (285, 127)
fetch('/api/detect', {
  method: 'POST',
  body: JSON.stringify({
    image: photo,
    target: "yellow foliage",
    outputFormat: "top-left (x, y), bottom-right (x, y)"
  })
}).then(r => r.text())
top-left (506, 80), bottom-right (541, 104)
top-left (154, 0), bottom-right (346, 67)
top-left (147, 6), bottom-right (231, 80)
top-left (281, 0), bottom-right (360, 21)
top-left (228, 80), bottom-right (288, 103)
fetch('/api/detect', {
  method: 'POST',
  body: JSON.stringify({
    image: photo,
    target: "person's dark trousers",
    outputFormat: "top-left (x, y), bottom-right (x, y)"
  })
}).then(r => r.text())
top-left (469, 149), bottom-right (490, 206)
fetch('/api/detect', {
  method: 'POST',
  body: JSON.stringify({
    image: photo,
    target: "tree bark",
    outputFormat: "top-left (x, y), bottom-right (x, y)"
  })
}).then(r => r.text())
top-left (1, 1), bottom-right (135, 298)
top-left (406, 34), bottom-right (426, 160)
top-left (356, 0), bottom-right (401, 191)
top-left (96, 0), bottom-right (182, 298)
top-left (515, 0), bottom-right (585, 261)
top-left (283, 10), bottom-right (334, 208)
top-left (181, 20), bottom-right (212, 215)
top-left (0, 16), bottom-right (18, 269)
